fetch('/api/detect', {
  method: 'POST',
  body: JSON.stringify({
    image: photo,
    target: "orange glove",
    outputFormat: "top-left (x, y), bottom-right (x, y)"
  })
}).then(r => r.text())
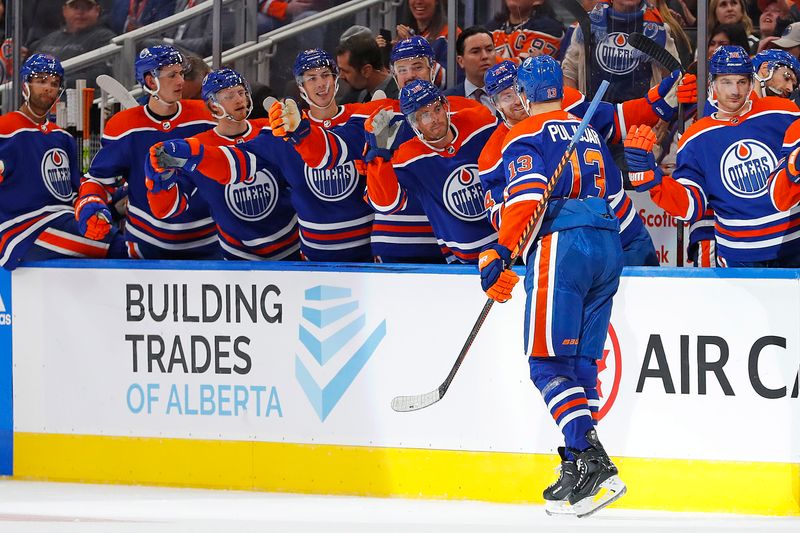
top-left (677, 73), bottom-right (697, 104)
top-left (478, 244), bottom-right (520, 303)
top-left (623, 125), bottom-right (663, 191)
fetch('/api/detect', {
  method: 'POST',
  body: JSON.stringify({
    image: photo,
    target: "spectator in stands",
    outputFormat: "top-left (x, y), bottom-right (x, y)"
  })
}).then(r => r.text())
top-left (486, 0), bottom-right (564, 60)
top-left (443, 26), bottom-right (497, 114)
top-left (759, 0), bottom-right (785, 43)
top-left (108, 0), bottom-right (175, 34)
top-left (335, 36), bottom-right (399, 103)
top-left (163, 0), bottom-right (235, 57)
top-left (708, 0), bottom-right (758, 52)
top-left (767, 21), bottom-right (800, 58)
top-left (256, 0), bottom-right (323, 34)
top-left (707, 23), bottom-right (750, 60)
top-left (561, 0), bottom-right (678, 103)
top-left (181, 54), bottom-right (210, 99)
top-left (30, 0), bottom-right (117, 88)
top-left (654, 0), bottom-right (692, 67)
top-left (396, 0), bottom-right (454, 78)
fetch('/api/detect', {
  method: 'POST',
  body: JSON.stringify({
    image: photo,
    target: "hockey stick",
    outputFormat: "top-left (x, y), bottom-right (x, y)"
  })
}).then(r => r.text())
top-left (391, 80), bottom-right (612, 413)
top-left (560, 0), bottom-right (594, 98)
top-left (628, 32), bottom-right (687, 266)
top-left (96, 74), bottom-right (140, 110)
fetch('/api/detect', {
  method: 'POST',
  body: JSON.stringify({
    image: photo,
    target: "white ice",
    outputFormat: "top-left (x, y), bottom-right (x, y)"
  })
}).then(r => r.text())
top-left (0, 479), bottom-right (797, 533)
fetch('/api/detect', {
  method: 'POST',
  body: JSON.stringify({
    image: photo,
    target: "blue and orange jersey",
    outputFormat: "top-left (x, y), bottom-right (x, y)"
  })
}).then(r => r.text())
top-left (367, 105), bottom-right (499, 263)
top-left (500, 109), bottom-right (621, 255)
top-left (0, 112), bottom-right (80, 269)
top-left (148, 119), bottom-right (300, 261)
top-left (189, 121), bottom-right (373, 262)
top-left (653, 96), bottom-right (800, 262)
top-left (486, 14), bottom-right (565, 60)
top-left (769, 117), bottom-right (800, 212)
top-left (82, 100), bottom-right (217, 255)
top-left (293, 99), bottom-right (491, 262)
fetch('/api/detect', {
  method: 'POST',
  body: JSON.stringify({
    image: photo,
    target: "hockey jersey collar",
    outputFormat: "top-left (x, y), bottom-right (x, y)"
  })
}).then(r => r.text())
top-left (12, 110), bottom-right (57, 134)
top-left (143, 101), bottom-right (184, 130)
top-left (211, 120), bottom-right (254, 143)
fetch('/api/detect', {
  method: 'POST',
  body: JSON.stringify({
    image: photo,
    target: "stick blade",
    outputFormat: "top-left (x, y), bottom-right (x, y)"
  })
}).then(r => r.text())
top-left (391, 389), bottom-right (442, 412)
top-left (627, 32), bottom-right (682, 73)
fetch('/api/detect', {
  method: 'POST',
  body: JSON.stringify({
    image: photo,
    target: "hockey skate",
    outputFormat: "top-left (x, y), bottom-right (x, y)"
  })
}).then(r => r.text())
top-left (568, 429), bottom-right (627, 518)
top-left (543, 447), bottom-right (578, 516)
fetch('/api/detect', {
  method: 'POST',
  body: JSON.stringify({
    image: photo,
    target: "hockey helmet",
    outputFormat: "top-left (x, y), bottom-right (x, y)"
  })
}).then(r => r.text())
top-left (484, 60), bottom-right (517, 98)
top-left (20, 53), bottom-right (64, 86)
top-left (293, 48), bottom-right (338, 82)
top-left (201, 68), bottom-right (253, 120)
top-left (135, 45), bottom-right (186, 86)
top-left (390, 36), bottom-right (435, 66)
top-left (515, 55), bottom-right (563, 103)
top-left (709, 45), bottom-right (753, 78)
top-left (753, 49), bottom-right (800, 79)
top-left (399, 79), bottom-right (444, 116)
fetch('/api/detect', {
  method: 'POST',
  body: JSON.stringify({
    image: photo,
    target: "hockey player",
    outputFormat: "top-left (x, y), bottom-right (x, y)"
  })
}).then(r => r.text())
top-left (148, 50), bottom-right (376, 262)
top-left (76, 44), bottom-right (218, 259)
top-left (0, 53), bottom-right (122, 270)
top-left (625, 46), bottom-right (800, 267)
top-left (480, 55), bottom-right (626, 517)
top-left (753, 49), bottom-right (800, 99)
top-left (145, 68), bottom-right (300, 260)
top-left (358, 80), bottom-right (498, 262)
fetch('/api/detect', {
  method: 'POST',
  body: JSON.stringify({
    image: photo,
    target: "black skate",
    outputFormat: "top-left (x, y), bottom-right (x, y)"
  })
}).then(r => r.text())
top-left (543, 447), bottom-right (578, 516)
top-left (568, 429), bottom-right (627, 518)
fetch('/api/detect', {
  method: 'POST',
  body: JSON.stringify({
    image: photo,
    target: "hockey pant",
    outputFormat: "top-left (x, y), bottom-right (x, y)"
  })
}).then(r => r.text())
top-left (25, 215), bottom-right (126, 261)
top-left (124, 237), bottom-right (222, 260)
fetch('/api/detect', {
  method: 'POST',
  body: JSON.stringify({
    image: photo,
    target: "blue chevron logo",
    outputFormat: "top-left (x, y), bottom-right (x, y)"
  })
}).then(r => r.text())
top-left (295, 285), bottom-right (386, 421)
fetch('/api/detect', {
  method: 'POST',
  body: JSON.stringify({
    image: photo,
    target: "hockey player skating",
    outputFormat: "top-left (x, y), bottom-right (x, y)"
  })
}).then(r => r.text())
top-left (0, 53), bottom-right (123, 269)
top-left (145, 68), bottom-right (300, 260)
top-left (624, 46), bottom-right (800, 267)
top-left (479, 56), bottom-right (626, 517)
top-left (76, 45), bottom-right (218, 259)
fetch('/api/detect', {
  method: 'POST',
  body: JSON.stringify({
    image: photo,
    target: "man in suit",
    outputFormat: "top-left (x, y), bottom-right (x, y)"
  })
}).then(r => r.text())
top-left (444, 25), bottom-right (497, 114)
top-left (336, 35), bottom-right (400, 103)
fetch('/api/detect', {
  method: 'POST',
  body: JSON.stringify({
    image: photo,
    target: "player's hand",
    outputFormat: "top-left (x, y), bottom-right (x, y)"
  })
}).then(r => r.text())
top-left (75, 195), bottom-right (112, 240)
top-left (624, 125), bottom-right (663, 191)
top-left (478, 244), bottom-right (519, 303)
top-left (787, 146), bottom-right (800, 184)
top-left (677, 73), bottom-right (697, 104)
top-left (144, 157), bottom-right (178, 193)
top-left (150, 138), bottom-right (203, 173)
top-left (364, 106), bottom-right (404, 162)
top-left (646, 69), bottom-right (682, 121)
top-left (267, 97), bottom-right (310, 144)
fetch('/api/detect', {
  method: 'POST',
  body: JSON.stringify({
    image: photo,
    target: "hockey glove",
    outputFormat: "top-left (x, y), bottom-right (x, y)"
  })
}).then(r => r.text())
top-left (478, 244), bottom-right (520, 303)
top-left (646, 69), bottom-right (682, 122)
top-left (677, 73), bottom-right (697, 105)
top-left (364, 107), bottom-right (404, 162)
top-left (268, 97), bottom-right (310, 144)
top-left (624, 125), bottom-right (663, 192)
top-left (144, 157), bottom-right (178, 193)
top-left (75, 195), bottom-right (112, 240)
top-left (149, 138), bottom-right (204, 174)
top-left (787, 146), bottom-right (800, 184)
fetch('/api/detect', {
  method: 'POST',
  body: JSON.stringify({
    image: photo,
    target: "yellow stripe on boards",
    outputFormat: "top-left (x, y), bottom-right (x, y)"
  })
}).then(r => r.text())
top-left (12, 432), bottom-right (800, 516)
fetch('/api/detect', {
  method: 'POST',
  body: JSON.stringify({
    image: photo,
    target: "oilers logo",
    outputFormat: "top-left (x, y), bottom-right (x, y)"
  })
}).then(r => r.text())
top-left (442, 165), bottom-right (486, 222)
top-left (595, 33), bottom-right (641, 75)
top-left (40, 148), bottom-right (73, 201)
top-left (719, 140), bottom-right (777, 199)
top-left (304, 161), bottom-right (359, 201)
top-left (225, 168), bottom-right (279, 221)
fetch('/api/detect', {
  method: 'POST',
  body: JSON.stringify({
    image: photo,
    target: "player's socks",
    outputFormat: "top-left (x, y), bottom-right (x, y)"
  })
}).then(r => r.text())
top-left (543, 446), bottom-right (578, 516)
top-left (568, 429), bottom-right (627, 518)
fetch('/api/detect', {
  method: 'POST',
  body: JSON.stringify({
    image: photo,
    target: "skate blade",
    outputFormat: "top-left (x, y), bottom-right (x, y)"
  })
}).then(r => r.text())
top-left (544, 500), bottom-right (575, 516)
top-left (573, 475), bottom-right (627, 518)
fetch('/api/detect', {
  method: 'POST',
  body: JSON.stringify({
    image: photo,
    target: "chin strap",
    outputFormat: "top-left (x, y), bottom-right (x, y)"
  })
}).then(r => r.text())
top-left (298, 78), bottom-right (340, 111)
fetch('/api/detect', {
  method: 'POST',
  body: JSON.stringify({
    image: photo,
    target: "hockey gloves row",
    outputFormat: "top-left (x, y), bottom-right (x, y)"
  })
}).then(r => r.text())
top-left (75, 195), bottom-right (112, 240)
top-left (267, 97), bottom-right (310, 144)
top-left (149, 138), bottom-right (204, 175)
top-left (646, 70), bottom-right (697, 122)
top-left (478, 244), bottom-right (520, 303)
top-left (365, 107), bottom-right (404, 162)
top-left (623, 125), bottom-right (663, 192)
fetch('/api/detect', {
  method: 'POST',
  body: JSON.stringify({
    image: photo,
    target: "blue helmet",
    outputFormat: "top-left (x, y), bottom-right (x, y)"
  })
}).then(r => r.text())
top-left (201, 68), bottom-right (249, 102)
top-left (390, 36), bottom-right (434, 66)
top-left (484, 60), bottom-right (517, 98)
top-left (515, 55), bottom-right (563, 103)
top-left (753, 49), bottom-right (800, 78)
top-left (709, 45), bottom-right (753, 78)
top-left (293, 48), bottom-right (338, 80)
top-left (399, 79), bottom-right (444, 116)
top-left (135, 45), bottom-right (185, 86)
top-left (20, 53), bottom-right (64, 85)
